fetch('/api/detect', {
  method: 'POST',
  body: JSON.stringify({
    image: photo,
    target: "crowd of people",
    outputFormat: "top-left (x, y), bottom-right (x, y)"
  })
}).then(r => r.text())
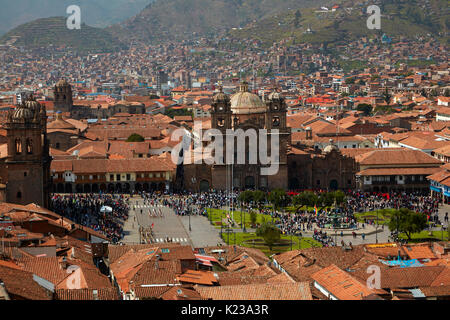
top-left (346, 191), bottom-right (440, 218)
top-left (140, 191), bottom-right (237, 216)
top-left (51, 194), bottom-right (129, 243)
top-left (49, 189), bottom-right (444, 246)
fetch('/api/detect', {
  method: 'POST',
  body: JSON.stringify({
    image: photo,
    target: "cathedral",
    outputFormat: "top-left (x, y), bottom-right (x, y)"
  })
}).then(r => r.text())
top-left (182, 82), bottom-right (291, 192)
top-left (181, 82), bottom-right (358, 192)
top-left (0, 96), bottom-right (52, 208)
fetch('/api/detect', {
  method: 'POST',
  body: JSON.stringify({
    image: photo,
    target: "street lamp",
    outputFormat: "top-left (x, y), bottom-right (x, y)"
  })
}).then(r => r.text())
top-left (243, 202), bottom-right (247, 233)
top-left (291, 233), bottom-right (293, 251)
top-left (220, 211), bottom-right (223, 237)
top-left (189, 208), bottom-right (191, 232)
top-left (376, 210), bottom-right (379, 244)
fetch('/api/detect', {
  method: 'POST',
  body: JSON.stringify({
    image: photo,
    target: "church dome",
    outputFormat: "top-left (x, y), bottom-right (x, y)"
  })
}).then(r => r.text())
top-left (213, 87), bottom-right (229, 103)
top-left (24, 99), bottom-right (41, 112)
top-left (230, 82), bottom-right (267, 114)
top-left (12, 105), bottom-right (33, 121)
top-left (48, 112), bottom-right (76, 130)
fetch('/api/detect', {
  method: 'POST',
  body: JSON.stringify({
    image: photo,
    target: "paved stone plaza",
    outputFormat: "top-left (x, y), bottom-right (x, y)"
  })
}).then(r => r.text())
top-left (123, 197), bottom-right (225, 247)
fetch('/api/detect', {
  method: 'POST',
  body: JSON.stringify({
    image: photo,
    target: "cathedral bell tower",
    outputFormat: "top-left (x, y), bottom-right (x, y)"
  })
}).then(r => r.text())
top-left (54, 79), bottom-right (73, 113)
top-left (5, 96), bottom-right (51, 208)
top-left (211, 87), bottom-right (232, 133)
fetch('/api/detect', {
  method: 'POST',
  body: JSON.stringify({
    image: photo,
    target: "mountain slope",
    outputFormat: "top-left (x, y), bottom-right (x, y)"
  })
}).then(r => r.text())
top-left (0, 0), bottom-right (152, 37)
top-left (110, 0), bottom-right (336, 43)
top-left (229, 0), bottom-right (449, 46)
top-left (0, 17), bottom-right (125, 52)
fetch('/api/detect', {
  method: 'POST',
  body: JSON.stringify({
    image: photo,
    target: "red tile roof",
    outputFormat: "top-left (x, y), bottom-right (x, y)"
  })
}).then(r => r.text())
top-left (55, 288), bottom-right (119, 300)
top-left (311, 264), bottom-right (381, 300)
top-left (0, 264), bottom-right (52, 300)
top-left (195, 282), bottom-right (312, 300)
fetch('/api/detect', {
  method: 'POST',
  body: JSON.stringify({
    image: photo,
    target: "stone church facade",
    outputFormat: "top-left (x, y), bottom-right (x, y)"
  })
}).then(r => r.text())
top-left (0, 96), bottom-right (52, 208)
top-left (183, 82), bottom-right (291, 192)
top-left (181, 83), bottom-right (357, 192)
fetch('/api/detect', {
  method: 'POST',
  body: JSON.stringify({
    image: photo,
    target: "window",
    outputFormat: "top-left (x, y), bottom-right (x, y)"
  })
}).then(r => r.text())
top-left (398, 176), bottom-right (403, 181)
top-left (161, 248), bottom-right (170, 253)
top-left (116, 174), bottom-right (121, 181)
top-left (15, 139), bottom-right (22, 154)
top-left (26, 139), bottom-right (33, 154)
top-left (56, 142), bottom-right (60, 149)
top-left (110, 174), bottom-right (114, 181)
top-left (16, 191), bottom-right (22, 199)
top-left (272, 116), bottom-right (280, 127)
top-left (317, 180), bottom-right (321, 185)
top-left (126, 174), bottom-right (131, 181)
top-left (24, 172), bottom-right (27, 177)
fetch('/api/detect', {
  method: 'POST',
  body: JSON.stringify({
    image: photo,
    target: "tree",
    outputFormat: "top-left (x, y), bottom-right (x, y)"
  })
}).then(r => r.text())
top-left (388, 208), bottom-right (428, 240)
top-left (294, 10), bottom-right (302, 27)
top-left (250, 211), bottom-right (257, 227)
top-left (292, 193), bottom-right (307, 211)
top-left (356, 104), bottom-right (372, 116)
top-left (345, 77), bottom-right (355, 84)
top-left (268, 189), bottom-right (288, 212)
top-left (383, 88), bottom-right (392, 106)
top-left (238, 190), bottom-right (253, 206)
top-left (293, 191), bottom-right (318, 211)
top-left (256, 222), bottom-right (281, 251)
top-left (252, 190), bottom-right (266, 212)
top-left (332, 190), bottom-right (346, 206)
top-left (127, 133), bottom-right (145, 142)
top-left (319, 192), bottom-right (334, 207)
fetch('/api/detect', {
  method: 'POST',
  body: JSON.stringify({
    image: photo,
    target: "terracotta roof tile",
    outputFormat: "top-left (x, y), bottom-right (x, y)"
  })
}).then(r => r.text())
top-left (311, 264), bottom-right (381, 300)
top-left (404, 244), bottom-right (437, 260)
top-left (195, 282), bottom-right (312, 300)
top-left (381, 266), bottom-right (448, 289)
top-left (20, 256), bottom-right (68, 285)
top-left (55, 288), bottom-right (119, 300)
top-left (176, 270), bottom-right (219, 286)
top-left (160, 286), bottom-right (202, 300)
top-left (0, 264), bottom-right (52, 300)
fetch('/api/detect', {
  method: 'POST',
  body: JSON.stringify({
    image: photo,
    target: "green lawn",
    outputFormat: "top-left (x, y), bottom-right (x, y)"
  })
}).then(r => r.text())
top-left (355, 209), bottom-right (397, 225)
top-left (398, 230), bottom-right (449, 243)
top-left (285, 205), bottom-right (332, 213)
top-left (207, 208), bottom-right (272, 229)
top-left (220, 231), bottom-right (322, 256)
